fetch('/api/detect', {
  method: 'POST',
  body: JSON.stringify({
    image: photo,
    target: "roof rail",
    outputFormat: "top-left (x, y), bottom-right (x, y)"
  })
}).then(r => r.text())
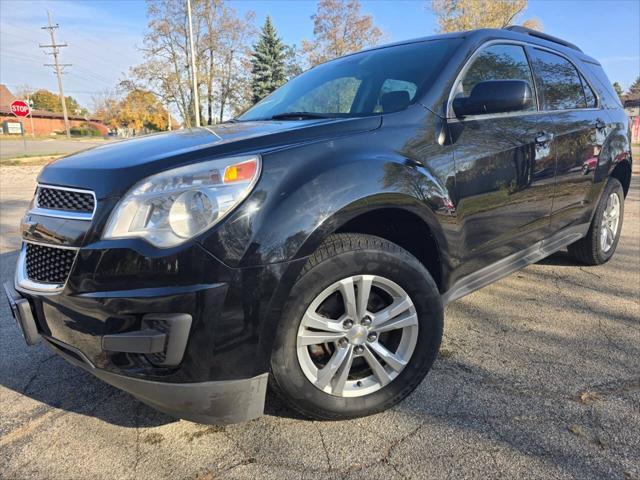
top-left (504, 25), bottom-right (582, 52)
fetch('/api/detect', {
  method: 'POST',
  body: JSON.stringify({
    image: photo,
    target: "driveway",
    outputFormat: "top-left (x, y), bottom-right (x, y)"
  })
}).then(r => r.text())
top-left (0, 164), bottom-right (638, 480)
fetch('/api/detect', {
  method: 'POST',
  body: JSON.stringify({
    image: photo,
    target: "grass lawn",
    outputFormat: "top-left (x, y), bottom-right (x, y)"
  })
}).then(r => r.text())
top-left (0, 153), bottom-right (64, 166)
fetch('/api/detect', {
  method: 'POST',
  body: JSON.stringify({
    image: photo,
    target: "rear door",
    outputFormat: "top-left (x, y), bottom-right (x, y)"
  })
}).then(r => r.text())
top-left (448, 43), bottom-right (556, 273)
top-left (527, 47), bottom-right (605, 230)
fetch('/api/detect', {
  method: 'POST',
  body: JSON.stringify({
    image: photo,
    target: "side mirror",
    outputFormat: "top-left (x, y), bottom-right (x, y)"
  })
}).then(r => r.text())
top-left (453, 79), bottom-right (533, 117)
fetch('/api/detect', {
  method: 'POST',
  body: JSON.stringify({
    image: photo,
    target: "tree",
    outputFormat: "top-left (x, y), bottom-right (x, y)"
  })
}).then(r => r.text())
top-left (117, 89), bottom-right (170, 132)
top-left (284, 45), bottom-right (303, 79)
top-left (612, 82), bottom-right (624, 102)
top-left (91, 88), bottom-right (122, 129)
top-left (431, 0), bottom-right (542, 33)
top-left (132, 0), bottom-right (255, 126)
top-left (214, 5), bottom-right (256, 121)
top-left (30, 89), bottom-right (88, 116)
top-left (251, 16), bottom-right (287, 103)
top-left (302, 0), bottom-right (384, 66)
top-left (31, 89), bottom-right (60, 112)
top-left (628, 76), bottom-right (640, 100)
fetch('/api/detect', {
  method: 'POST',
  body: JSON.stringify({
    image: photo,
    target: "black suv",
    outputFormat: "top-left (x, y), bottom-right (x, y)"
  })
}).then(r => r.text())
top-left (4, 27), bottom-right (632, 424)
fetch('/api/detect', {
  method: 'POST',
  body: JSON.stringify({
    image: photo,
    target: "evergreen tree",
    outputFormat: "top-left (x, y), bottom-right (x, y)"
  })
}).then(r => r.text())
top-left (251, 16), bottom-right (287, 104)
top-left (628, 76), bottom-right (640, 100)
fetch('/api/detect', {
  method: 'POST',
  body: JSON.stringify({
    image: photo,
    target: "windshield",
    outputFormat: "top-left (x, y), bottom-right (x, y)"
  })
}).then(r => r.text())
top-left (237, 39), bottom-right (462, 121)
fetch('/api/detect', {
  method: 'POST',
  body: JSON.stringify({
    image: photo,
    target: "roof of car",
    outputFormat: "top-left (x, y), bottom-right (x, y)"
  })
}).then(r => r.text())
top-left (352, 27), bottom-right (599, 66)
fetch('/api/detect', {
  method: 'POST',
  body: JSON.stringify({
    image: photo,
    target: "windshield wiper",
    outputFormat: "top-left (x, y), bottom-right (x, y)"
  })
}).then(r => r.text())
top-left (270, 112), bottom-right (336, 120)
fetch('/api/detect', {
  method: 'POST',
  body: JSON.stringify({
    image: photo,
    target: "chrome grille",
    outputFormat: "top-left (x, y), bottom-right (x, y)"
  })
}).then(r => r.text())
top-left (25, 243), bottom-right (77, 284)
top-left (37, 186), bottom-right (95, 214)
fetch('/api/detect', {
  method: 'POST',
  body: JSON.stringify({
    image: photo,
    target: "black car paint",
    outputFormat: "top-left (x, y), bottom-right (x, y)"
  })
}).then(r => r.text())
top-left (12, 28), bottom-right (632, 422)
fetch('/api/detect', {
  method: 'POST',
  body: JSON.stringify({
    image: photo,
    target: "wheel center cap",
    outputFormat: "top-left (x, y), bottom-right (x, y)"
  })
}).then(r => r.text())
top-left (347, 325), bottom-right (368, 345)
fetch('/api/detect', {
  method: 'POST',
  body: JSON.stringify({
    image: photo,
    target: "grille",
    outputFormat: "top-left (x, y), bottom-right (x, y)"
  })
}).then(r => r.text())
top-left (25, 243), bottom-right (77, 284)
top-left (37, 187), bottom-right (95, 214)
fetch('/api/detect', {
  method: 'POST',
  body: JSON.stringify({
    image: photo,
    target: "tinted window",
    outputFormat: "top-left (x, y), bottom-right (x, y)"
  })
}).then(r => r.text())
top-left (374, 79), bottom-right (418, 113)
top-left (456, 44), bottom-right (536, 112)
top-left (583, 62), bottom-right (622, 108)
top-left (580, 74), bottom-right (597, 108)
top-left (238, 39), bottom-right (462, 121)
top-left (530, 49), bottom-right (586, 110)
top-left (289, 77), bottom-right (362, 114)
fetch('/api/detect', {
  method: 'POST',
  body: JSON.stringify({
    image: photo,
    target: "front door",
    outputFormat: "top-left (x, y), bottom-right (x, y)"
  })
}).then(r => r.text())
top-left (448, 43), bottom-right (556, 276)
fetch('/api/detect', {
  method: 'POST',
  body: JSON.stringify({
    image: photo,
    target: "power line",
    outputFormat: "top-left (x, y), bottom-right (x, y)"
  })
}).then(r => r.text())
top-left (39, 11), bottom-right (71, 138)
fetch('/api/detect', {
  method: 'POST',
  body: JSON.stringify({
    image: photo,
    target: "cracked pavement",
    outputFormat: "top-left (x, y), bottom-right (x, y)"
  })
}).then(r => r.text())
top-left (1, 162), bottom-right (638, 480)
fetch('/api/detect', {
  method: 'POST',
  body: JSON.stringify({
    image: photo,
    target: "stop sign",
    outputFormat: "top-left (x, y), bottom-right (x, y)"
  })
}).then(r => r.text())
top-left (10, 100), bottom-right (30, 117)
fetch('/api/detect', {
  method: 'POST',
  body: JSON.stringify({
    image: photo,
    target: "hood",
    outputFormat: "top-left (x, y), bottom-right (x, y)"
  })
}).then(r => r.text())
top-left (38, 116), bottom-right (381, 199)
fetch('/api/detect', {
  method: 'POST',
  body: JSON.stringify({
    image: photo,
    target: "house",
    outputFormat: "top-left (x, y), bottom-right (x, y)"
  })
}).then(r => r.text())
top-left (624, 99), bottom-right (640, 144)
top-left (0, 84), bottom-right (109, 136)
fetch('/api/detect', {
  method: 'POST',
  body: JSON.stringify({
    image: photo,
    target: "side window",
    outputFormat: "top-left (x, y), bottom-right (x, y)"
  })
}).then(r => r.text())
top-left (289, 77), bottom-right (361, 114)
top-left (456, 44), bottom-right (536, 112)
top-left (580, 74), bottom-right (597, 108)
top-left (373, 79), bottom-right (418, 113)
top-left (530, 49), bottom-right (587, 110)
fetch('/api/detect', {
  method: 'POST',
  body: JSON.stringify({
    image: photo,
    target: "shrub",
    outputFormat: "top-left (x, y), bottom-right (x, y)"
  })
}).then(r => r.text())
top-left (70, 123), bottom-right (102, 137)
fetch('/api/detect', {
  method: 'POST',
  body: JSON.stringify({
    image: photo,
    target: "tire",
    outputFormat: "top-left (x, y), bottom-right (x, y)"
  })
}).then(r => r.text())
top-left (568, 177), bottom-right (624, 265)
top-left (270, 233), bottom-right (443, 420)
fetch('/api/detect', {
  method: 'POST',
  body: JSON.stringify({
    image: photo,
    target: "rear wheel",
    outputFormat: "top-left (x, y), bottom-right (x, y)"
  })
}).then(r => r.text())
top-left (270, 233), bottom-right (443, 420)
top-left (568, 177), bottom-right (624, 265)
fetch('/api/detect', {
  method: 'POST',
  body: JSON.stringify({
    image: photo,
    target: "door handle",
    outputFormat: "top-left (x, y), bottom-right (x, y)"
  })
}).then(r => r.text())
top-left (595, 118), bottom-right (606, 130)
top-left (535, 131), bottom-right (554, 145)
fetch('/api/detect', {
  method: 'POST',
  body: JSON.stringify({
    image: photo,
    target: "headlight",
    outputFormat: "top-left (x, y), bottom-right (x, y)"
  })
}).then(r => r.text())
top-left (103, 155), bottom-right (261, 247)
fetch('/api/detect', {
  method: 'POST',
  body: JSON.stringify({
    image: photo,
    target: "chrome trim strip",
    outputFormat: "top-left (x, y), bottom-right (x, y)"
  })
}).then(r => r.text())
top-left (34, 184), bottom-right (97, 220)
top-left (29, 206), bottom-right (93, 221)
top-left (22, 239), bottom-right (79, 250)
top-left (14, 240), bottom-right (79, 295)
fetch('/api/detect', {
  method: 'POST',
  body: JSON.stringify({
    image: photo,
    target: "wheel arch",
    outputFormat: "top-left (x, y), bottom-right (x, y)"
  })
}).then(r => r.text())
top-left (610, 159), bottom-right (632, 197)
top-left (334, 207), bottom-right (446, 293)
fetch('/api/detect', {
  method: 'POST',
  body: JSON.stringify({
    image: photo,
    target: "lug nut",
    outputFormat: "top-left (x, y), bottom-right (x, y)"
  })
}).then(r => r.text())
top-left (338, 338), bottom-right (348, 348)
top-left (361, 316), bottom-right (372, 326)
top-left (354, 345), bottom-right (364, 355)
top-left (367, 332), bottom-right (377, 342)
top-left (343, 319), bottom-right (354, 329)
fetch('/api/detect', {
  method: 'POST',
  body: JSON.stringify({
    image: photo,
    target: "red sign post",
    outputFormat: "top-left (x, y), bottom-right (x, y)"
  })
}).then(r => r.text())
top-left (10, 100), bottom-right (30, 152)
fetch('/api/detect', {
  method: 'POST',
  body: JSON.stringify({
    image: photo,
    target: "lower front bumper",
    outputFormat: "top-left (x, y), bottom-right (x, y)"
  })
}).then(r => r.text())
top-left (42, 335), bottom-right (268, 424)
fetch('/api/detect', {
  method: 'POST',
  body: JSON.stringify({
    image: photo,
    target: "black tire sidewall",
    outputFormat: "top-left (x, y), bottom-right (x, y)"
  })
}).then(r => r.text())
top-left (270, 241), bottom-right (443, 419)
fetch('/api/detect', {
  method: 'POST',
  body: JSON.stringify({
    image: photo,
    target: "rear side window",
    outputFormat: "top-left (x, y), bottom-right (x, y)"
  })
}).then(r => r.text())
top-left (530, 49), bottom-right (586, 110)
top-left (580, 74), bottom-right (597, 108)
top-left (582, 62), bottom-right (621, 108)
top-left (457, 44), bottom-right (536, 112)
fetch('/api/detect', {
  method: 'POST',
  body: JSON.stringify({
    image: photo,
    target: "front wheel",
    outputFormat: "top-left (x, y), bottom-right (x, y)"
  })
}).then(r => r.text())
top-left (568, 177), bottom-right (624, 265)
top-left (270, 233), bottom-right (443, 420)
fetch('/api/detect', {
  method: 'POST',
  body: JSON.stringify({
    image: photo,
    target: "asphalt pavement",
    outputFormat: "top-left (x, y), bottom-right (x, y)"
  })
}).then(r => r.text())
top-left (0, 163), bottom-right (638, 480)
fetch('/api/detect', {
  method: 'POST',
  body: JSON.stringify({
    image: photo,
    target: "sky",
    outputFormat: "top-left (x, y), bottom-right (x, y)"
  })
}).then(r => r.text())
top-left (1, 0), bottom-right (639, 111)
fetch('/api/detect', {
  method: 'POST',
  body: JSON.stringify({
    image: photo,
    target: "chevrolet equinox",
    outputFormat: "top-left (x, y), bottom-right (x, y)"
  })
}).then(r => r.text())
top-left (4, 27), bottom-right (632, 424)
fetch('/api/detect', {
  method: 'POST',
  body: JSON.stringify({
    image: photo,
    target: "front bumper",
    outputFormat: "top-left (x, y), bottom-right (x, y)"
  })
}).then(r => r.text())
top-left (44, 334), bottom-right (268, 424)
top-left (7, 241), bottom-right (304, 424)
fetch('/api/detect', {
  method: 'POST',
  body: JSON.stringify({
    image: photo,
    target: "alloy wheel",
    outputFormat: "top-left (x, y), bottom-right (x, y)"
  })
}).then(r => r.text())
top-left (296, 275), bottom-right (419, 397)
top-left (600, 192), bottom-right (620, 253)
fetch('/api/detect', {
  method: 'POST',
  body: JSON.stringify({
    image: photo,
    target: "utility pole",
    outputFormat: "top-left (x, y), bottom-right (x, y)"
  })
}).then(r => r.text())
top-left (186, 0), bottom-right (201, 127)
top-left (40, 11), bottom-right (71, 138)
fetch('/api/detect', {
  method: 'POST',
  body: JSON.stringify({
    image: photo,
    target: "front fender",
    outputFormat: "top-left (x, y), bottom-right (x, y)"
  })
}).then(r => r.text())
top-left (200, 140), bottom-right (452, 268)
